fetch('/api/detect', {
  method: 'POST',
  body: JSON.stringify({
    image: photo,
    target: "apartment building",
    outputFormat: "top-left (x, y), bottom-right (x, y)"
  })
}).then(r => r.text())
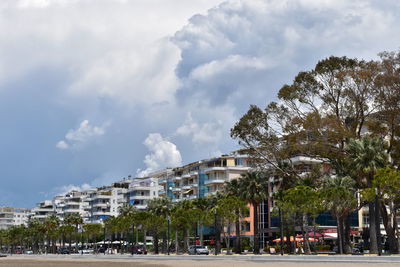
top-left (0, 207), bottom-right (31, 230)
top-left (128, 177), bottom-right (162, 210)
top-left (88, 184), bottom-right (128, 224)
top-left (30, 200), bottom-right (55, 222)
top-left (158, 154), bottom-right (252, 203)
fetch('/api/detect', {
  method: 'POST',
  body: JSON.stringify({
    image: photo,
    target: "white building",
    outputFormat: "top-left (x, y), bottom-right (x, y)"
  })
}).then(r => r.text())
top-left (128, 177), bottom-right (162, 210)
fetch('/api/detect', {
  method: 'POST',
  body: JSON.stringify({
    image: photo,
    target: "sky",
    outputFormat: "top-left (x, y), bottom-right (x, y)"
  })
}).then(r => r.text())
top-left (1, 0), bottom-right (400, 208)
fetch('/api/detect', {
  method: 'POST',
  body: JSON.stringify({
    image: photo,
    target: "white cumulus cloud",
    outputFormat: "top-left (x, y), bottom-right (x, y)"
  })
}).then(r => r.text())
top-left (137, 133), bottom-right (182, 177)
top-left (176, 113), bottom-right (223, 145)
top-left (56, 120), bottom-right (107, 150)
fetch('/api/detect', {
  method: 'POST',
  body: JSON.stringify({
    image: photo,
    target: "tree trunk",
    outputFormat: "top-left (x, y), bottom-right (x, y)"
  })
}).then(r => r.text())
top-left (337, 217), bottom-right (343, 254)
top-left (381, 204), bottom-right (399, 253)
top-left (368, 202), bottom-right (378, 254)
top-left (162, 231), bottom-right (167, 254)
top-left (253, 202), bottom-right (260, 254)
top-left (175, 230), bottom-right (179, 254)
top-left (302, 215), bottom-right (311, 255)
top-left (343, 216), bottom-right (352, 254)
top-left (199, 222), bottom-right (204, 246)
top-left (235, 217), bottom-right (241, 254)
top-left (227, 221), bottom-right (231, 254)
top-left (154, 231), bottom-right (159, 254)
top-left (184, 229), bottom-right (190, 253)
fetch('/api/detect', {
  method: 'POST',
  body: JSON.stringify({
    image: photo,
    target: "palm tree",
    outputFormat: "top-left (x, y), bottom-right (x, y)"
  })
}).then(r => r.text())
top-left (322, 175), bottom-right (357, 254)
top-left (346, 136), bottom-right (388, 254)
top-left (234, 172), bottom-right (269, 254)
top-left (64, 213), bottom-right (83, 251)
top-left (191, 198), bottom-right (213, 247)
top-left (118, 203), bottom-right (138, 254)
top-left (83, 223), bottom-right (102, 252)
top-left (44, 215), bottom-right (60, 253)
top-left (225, 179), bottom-right (244, 253)
top-left (147, 198), bottom-right (172, 254)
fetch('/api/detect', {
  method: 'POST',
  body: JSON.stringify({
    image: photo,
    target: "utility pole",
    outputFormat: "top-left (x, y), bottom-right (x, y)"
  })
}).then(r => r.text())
top-left (167, 216), bottom-right (170, 255)
top-left (279, 208), bottom-right (284, 256)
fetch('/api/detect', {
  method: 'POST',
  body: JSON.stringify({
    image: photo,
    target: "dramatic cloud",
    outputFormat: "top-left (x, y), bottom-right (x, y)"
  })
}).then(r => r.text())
top-left (137, 133), bottom-right (182, 177)
top-left (56, 120), bottom-right (106, 149)
top-left (173, 0), bottom-right (400, 111)
top-left (2, 0), bottom-right (400, 207)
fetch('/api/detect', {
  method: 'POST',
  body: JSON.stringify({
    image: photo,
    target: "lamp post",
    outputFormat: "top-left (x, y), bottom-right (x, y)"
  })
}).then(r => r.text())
top-left (279, 208), bottom-right (284, 256)
top-left (214, 208), bottom-right (218, 255)
top-left (375, 188), bottom-right (382, 256)
top-left (167, 216), bottom-right (171, 255)
top-left (103, 223), bottom-right (106, 255)
top-left (131, 224), bottom-right (134, 255)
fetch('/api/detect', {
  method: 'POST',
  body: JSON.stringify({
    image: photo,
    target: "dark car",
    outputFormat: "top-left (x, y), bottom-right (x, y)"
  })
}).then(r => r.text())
top-left (132, 245), bottom-right (147, 255)
top-left (59, 247), bottom-right (70, 254)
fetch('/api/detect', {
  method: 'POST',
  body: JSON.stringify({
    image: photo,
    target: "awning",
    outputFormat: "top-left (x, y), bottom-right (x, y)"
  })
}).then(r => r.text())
top-left (183, 189), bottom-right (193, 194)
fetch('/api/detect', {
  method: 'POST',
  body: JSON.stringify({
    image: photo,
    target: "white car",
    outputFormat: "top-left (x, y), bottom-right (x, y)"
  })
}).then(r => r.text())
top-left (188, 245), bottom-right (209, 255)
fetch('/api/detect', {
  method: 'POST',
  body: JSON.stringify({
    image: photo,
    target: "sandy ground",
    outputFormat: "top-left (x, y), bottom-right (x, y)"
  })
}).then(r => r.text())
top-left (2, 257), bottom-right (400, 267)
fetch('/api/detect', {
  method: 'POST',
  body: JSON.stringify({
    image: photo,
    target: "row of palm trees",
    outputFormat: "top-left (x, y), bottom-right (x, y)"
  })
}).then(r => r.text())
top-left (1, 135), bottom-right (396, 255)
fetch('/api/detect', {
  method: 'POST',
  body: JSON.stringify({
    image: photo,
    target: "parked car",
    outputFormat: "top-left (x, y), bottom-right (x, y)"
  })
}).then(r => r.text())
top-left (58, 247), bottom-right (70, 254)
top-left (24, 250), bottom-right (34, 254)
top-left (132, 245), bottom-right (147, 255)
top-left (188, 245), bottom-right (209, 255)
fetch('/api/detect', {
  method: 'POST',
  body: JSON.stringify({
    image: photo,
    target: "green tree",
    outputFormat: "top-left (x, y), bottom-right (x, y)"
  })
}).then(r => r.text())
top-left (64, 213), bottom-right (83, 251)
top-left (346, 136), bottom-right (388, 254)
top-left (362, 167), bottom-right (400, 253)
top-left (43, 215), bottom-right (60, 253)
top-left (233, 172), bottom-right (268, 254)
top-left (216, 195), bottom-right (249, 254)
top-left (147, 198), bottom-right (172, 254)
top-left (322, 176), bottom-right (357, 254)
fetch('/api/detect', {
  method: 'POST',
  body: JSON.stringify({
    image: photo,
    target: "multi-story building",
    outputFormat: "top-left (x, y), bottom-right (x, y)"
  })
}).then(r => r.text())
top-left (0, 207), bottom-right (15, 230)
top-left (0, 207), bottom-right (31, 230)
top-left (128, 177), bottom-right (162, 210)
top-left (88, 184), bottom-right (128, 224)
top-left (30, 200), bottom-right (55, 222)
top-left (158, 154), bottom-right (252, 203)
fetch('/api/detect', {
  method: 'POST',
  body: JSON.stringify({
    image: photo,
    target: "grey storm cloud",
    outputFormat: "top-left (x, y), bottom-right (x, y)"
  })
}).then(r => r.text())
top-left (1, 0), bottom-right (400, 207)
top-left (172, 0), bottom-right (400, 111)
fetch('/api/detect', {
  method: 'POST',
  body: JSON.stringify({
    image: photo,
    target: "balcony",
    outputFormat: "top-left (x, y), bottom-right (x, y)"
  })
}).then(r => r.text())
top-left (172, 176), bottom-right (182, 181)
top-left (182, 185), bottom-right (191, 190)
top-left (190, 171), bottom-right (199, 176)
top-left (204, 167), bottom-right (227, 173)
top-left (130, 195), bottom-right (152, 200)
top-left (91, 194), bottom-right (111, 200)
top-left (172, 188), bottom-right (181, 192)
top-left (226, 166), bottom-right (251, 171)
top-left (92, 203), bottom-right (109, 208)
top-left (63, 209), bottom-right (81, 214)
top-left (204, 179), bottom-right (225, 185)
top-left (181, 174), bottom-right (191, 179)
top-left (92, 211), bottom-right (112, 216)
top-left (159, 190), bottom-right (166, 195)
top-left (158, 178), bottom-right (167, 185)
top-left (129, 185), bottom-right (151, 191)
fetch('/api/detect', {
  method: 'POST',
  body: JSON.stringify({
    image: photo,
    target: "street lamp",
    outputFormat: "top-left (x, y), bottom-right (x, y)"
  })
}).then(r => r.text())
top-left (279, 208), bottom-right (284, 256)
top-left (214, 208), bottom-right (218, 255)
top-left (375, 188), bottom-right (382, 256)
top-left (167, 216), bottom-right (171, 255)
